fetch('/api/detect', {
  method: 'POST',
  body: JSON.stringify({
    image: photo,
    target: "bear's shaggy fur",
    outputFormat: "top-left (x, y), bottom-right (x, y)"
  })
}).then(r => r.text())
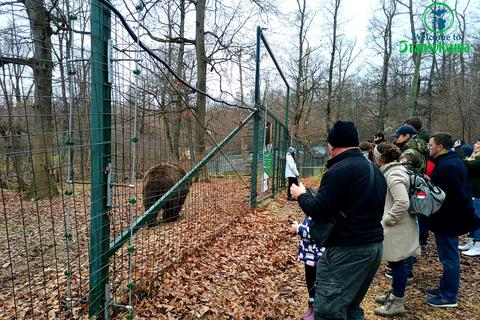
top-left (142, 163), bottom-right (191, 224)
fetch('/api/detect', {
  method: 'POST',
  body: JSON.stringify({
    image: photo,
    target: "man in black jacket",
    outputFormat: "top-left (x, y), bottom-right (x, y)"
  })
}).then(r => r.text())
top-left (291, 121), bottom-right (387, 320)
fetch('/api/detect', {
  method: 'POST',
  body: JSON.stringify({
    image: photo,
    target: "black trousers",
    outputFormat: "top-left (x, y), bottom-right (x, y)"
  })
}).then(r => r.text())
top-left (287, 177), bottom-right (298, 198)
top-left (305, 264), bottom-right (317, 299)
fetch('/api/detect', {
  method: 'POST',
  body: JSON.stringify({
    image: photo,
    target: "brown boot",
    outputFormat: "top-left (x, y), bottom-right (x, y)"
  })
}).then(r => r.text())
top-left (375, 285), bottom-right (393, 304)
top-left (374, 293), bottom-right (405, 317)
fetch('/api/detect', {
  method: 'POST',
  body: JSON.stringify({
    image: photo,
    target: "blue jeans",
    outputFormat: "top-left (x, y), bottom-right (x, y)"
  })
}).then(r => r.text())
top-left (434, 234), bottom-right (460, 301)
top-left (314, 242), bottom-right (383, 320)
top-left (419, 216), bottom-right (430, 238)
top-left (468, 198), bottom-right (480, 240)
top-left (405, 256), bottom-right (414, 274)
top-left (388, 259), bottom-right (406, 298)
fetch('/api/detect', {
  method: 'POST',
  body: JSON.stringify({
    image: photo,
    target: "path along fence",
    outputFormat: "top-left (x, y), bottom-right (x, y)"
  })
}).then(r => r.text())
top-left (0, 1), bottom-right (323, 318)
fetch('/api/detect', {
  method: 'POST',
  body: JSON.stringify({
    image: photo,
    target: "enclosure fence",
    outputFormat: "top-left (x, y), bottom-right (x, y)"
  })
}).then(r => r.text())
top-left (0, 1), bottom-right (323, 319)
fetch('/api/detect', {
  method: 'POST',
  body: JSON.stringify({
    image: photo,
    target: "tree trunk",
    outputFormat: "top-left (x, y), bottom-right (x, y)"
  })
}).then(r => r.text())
top-left (326, 0), bottom-right (340, 135)
top-left (425, 37), bottom-right (437, 132)
top-left (173, 0), bottom-right (186, 161)
top-left (407, 34), bottom-right (423, 117)
top-left (194, 0), bottom-right (208, 181)
top-left (293, 0), bottom-right (306, 139)
top-left (377, 0), bottom-right (395, 131)
top-left (23, 0), bottom-right (58, 199)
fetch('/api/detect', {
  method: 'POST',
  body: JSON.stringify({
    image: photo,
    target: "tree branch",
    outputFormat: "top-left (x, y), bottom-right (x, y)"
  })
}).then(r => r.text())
top-left (142, 25), bottom-right (196, 45)
top-left (0, 56), bottom-right (33, 68)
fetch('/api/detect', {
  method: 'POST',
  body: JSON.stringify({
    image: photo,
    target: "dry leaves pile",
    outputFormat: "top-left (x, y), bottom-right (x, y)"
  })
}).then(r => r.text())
top-left (132, 176), bottom-right (480, 320)
top-left (2, 174), bottom-right (479, 319)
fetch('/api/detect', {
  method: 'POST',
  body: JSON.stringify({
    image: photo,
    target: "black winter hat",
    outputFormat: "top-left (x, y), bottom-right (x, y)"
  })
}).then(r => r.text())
top-left (327, 121), bottom-right (359, 147)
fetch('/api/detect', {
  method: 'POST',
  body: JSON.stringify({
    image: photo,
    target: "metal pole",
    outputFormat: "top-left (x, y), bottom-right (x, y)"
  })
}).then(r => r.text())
top-left (89, 0), bottom-right (111, 317)
top-left (261, 104), bottom-right (268, 205)
top-left (250, 26), bottom-right (262, 207)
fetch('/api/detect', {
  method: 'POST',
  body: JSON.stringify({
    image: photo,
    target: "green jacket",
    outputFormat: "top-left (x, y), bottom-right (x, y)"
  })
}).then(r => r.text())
top-left (414, 128), bottom-right (430, 168)
top-left (397, 135), bottom-right (428, 174)
top-left (416, 128), bottom-right (430, 144)
top-left (456, 148), bottom-right (480, 197)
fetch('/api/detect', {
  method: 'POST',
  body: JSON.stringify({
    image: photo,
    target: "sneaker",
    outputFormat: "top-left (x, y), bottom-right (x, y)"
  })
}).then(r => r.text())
top-left (458, 237), bottom-right (474, 251)
top-left (462, 241), bottom-right (480, 256)
top-left (426, 296), bottom-right (457, 308)
top-left (425, 288), bottom-right (440, 297)
top-left (385, 265), bottom-right (392, 272)
top-left (385, 272), bottom-right (413, 281)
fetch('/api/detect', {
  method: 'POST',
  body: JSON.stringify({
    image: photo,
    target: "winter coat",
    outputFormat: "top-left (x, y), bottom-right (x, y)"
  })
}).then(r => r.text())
top-left (380, 162), bottom-right (421, 262)
top-left (285, 152), bottom-right (299, 178)
top-left (456, 148), bottom-right (480, 198)
top-left (458, 142), bottom-right (474, 157)
top-left (397, 135), bottom-right (428, 174)
top-left (296, 216), bottom-right (324, 267)
top-left (427, 150), bottom-right (476, 236)
top-left (416, 128), bottom-right (430, 143)
top-left (298, 148), bottom-right (387, 246)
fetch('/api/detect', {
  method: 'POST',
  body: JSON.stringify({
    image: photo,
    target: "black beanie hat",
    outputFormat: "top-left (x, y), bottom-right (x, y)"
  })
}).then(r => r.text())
top-left (327, 121), bottom-right (359, 147)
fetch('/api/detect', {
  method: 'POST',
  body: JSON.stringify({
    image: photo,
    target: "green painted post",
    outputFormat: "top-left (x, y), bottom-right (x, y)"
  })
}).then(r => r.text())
top-left (282, 126), bottom-right (287, 188)
top-left (250, 26), bottom-right (262, 207)
top-left (271, 121), bottom-right (277, 194)
top-left (89, 0), bottom-right (111, 318)
top-left (285, 87), bottom-right (290, 130)
top-left (250, 112), bottom-right (260, 207)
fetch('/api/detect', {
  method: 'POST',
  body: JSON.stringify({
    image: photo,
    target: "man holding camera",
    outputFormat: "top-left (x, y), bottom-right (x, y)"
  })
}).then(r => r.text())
top-left (291, 121), bottom-right (387, 320)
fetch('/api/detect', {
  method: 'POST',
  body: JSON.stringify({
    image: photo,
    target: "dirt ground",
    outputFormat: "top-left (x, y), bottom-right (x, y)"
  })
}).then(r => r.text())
top-left (134, 175), bottom-right (480, 319)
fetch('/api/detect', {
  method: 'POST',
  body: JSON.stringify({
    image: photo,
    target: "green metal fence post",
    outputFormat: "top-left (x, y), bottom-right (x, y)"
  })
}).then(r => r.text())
top-left (250, 26), bottom-right (262, 207)
top-left (271, 121), bottom-right (277, 194)
top-left (89, 0), bottom-right (111, 317)
top-left (250, 111), bottom-right (260, 207)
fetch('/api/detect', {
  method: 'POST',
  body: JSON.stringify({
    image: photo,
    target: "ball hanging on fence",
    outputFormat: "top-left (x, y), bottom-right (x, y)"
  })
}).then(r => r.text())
top-left (142, 163), bottom-right (191, 225)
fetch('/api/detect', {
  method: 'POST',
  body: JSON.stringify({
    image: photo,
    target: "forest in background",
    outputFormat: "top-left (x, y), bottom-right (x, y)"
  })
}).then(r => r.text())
top-left (0, 0), bottom-right (479, 192)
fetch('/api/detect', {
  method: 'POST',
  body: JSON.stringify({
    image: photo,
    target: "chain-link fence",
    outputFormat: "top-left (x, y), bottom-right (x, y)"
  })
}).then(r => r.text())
top-left (0, 1), bottom-right (323, 319)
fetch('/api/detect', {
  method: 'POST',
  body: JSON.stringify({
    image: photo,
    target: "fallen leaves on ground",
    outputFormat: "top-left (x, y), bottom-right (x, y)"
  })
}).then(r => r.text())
top-left (134, 176), bottom-right (480, 320)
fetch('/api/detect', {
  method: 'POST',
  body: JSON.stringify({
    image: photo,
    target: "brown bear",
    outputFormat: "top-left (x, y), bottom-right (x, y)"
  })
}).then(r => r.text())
top-left (142, 163), bottom-right (191, 225)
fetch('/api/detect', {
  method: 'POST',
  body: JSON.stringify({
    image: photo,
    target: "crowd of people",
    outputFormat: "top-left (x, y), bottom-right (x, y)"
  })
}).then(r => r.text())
top-left (287, 118), bottom-right (480, 320)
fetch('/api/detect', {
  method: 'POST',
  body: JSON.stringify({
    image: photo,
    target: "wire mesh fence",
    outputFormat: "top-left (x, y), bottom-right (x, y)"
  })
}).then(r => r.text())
top-left (0, 1), bottom-right (322, 319)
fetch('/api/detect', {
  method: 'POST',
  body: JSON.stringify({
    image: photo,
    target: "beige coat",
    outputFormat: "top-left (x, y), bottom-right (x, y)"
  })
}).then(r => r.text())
top-left (380, 161), bottom-right (421, 262)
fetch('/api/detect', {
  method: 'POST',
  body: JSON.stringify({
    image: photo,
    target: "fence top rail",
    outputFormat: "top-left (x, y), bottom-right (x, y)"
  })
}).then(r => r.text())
top-left (259, 28), bottom-right (290, 91)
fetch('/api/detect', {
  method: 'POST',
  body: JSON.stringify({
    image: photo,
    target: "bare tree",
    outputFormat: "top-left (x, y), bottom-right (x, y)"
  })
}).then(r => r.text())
top-left (287, 0), bottom-right (323, 140)
top-left (324, 0), bottom-right (341, 135)
top-left (0, 0), bottom-right (59, 199)
top-left (367, 0), bottom-right (396, 131)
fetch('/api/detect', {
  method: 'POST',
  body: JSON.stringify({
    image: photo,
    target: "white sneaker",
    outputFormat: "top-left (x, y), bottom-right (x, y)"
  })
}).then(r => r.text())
top-left (458, 237), bottom-right (474, 251)
top-left (462, 241), bottom-right (480, 257)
